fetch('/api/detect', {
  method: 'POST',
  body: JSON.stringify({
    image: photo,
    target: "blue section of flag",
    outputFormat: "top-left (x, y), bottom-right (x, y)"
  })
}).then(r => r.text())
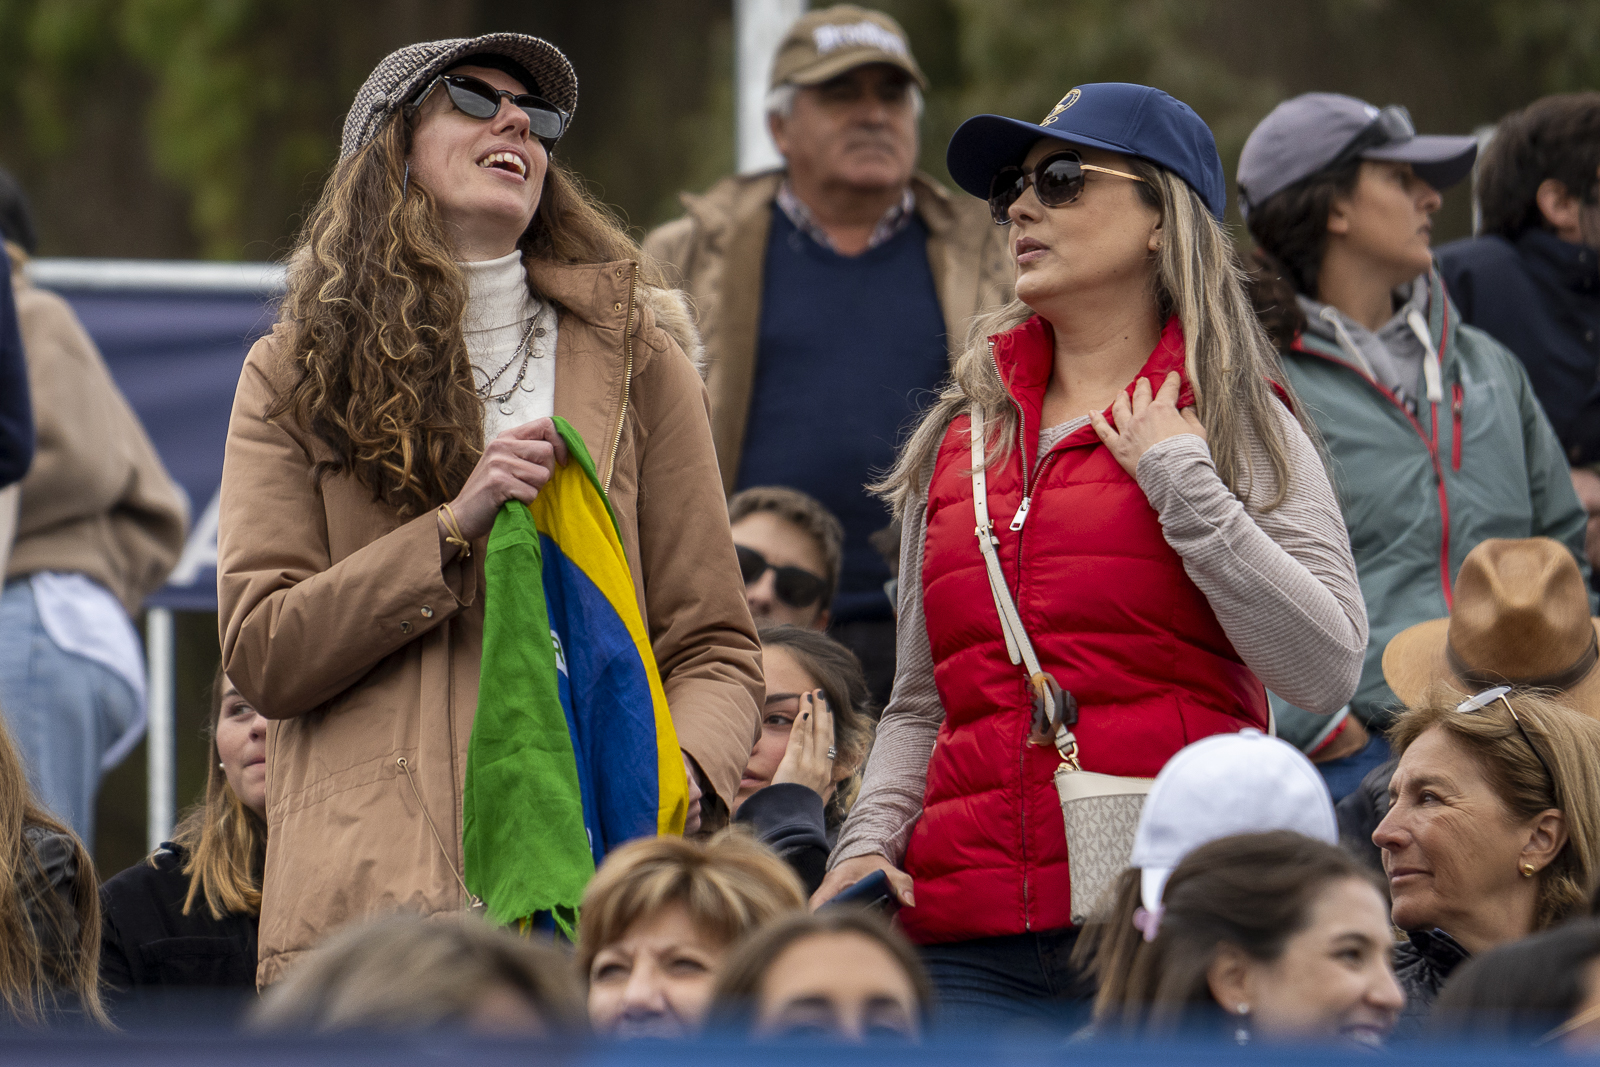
top-left (540, 533), bottom-right (664, 866)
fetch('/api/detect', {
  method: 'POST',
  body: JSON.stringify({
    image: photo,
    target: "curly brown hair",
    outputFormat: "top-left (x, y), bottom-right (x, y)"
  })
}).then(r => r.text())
top-left (273, 106), bottom-right (659, 517)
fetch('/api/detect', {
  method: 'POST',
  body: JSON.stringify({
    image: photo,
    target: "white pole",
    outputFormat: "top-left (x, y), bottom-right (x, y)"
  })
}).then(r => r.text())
top-left (145, 608), bottom-right (175, 851)
top-left (735, 0), bottom-right (807, 173)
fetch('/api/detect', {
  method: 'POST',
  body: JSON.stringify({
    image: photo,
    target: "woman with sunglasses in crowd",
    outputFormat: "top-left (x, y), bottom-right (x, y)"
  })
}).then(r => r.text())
top-left (1239, 94), bottom-right (1590, 797)
top-left (814, 83), bottom-right (1366, 1027)
top-left (1373, 686), bottom-right (1600, 1035)
top-left (217, 34), bottom-right (759, 985)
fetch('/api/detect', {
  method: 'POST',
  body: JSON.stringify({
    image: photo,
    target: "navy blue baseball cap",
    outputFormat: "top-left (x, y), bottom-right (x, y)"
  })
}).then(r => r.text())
top-left (946, 82), bottom-right (1228, 221)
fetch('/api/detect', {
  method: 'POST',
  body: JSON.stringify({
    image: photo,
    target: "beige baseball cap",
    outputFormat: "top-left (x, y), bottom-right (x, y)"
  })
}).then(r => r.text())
top-left (769, 5), bottom-right (926, 91)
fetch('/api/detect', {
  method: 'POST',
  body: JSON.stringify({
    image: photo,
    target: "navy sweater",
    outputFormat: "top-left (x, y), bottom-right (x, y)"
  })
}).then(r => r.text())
top-left (736, 207), bottom-right (947, 623)
top-left (0, 251), bottom-right (33, 487)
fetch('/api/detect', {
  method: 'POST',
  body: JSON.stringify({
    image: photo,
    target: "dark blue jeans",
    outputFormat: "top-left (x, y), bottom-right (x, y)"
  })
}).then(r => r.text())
top-left (919, 927), bottom-right (1094, 1036)
top-left (1317, 733), bottom-right (1393, 804)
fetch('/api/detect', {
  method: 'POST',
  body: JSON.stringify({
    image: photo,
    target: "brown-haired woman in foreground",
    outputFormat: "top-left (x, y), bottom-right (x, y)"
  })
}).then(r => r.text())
top-left (1375, 686), bottom-right (1600, 1031)
top-left (217, 33), bottom-right (759, 985)
top-left (0, 701), bottom-right (104, 1025)
top-left (251, 912), bottom-right (582, 1035)
top-left (579, 831), bottom-right (805, 1039)
top-left (1092, 831), bottom-right (1401, 1047)
top-left (100, 669), bottom-right (267, 994)
top-left (709, 909), bottom-right (932, 1042)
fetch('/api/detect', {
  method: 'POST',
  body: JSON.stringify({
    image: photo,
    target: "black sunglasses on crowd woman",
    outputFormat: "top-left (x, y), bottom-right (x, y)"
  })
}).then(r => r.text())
top-left (812, 82), bottom-right (1367, 1031)
top-left (216, 32), bottom-right (762, 986)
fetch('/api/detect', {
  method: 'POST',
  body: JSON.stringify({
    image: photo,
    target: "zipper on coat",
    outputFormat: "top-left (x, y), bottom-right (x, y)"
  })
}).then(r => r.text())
top-left (1295, 317), bottom-right (1455, 609)
top-left (1451, 383), bottom-right (1464, 472)
top-left (603, 263), bottom-right (640, 495)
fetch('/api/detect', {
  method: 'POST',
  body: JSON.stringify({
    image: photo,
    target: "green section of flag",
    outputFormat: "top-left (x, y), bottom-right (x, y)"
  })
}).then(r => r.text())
top-left (461, 420), bottom-right (600, 932)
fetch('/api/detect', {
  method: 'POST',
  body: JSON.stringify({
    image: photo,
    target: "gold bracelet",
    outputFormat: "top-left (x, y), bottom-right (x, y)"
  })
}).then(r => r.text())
top-left (438, 503), bottom-right (471, 560)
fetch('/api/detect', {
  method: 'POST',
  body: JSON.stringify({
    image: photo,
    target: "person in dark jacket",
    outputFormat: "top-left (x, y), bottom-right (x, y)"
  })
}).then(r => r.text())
top-left (100, 669), bottom-right (266, 999)
top-left (1374, 687), bottom-right (1600, 1035)
top-left (0, 697), bottom-right (104, 1025)
top-left (1436, 94), bottom-right (1600, 574)
top-left (734, 625), bottom-right (873, 895)
top-left (1428, 920), bottom-right (1600, 1047)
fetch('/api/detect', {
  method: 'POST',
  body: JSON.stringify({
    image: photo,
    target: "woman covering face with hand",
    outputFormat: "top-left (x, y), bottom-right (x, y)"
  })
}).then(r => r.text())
top-left (1373, 687), bottom-right (1600, 1032)
top-left (217, 33), bottom-right (759, 984)
top-left (100, 669), bottom-right (268, 998)
top-left (733, 625), bottom-right (873, 894)
top-left (817, 82), bottom-right (1364, 1025)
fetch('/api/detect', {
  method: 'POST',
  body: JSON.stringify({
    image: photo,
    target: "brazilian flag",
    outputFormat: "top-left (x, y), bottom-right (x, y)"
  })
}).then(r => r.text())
top-left (463, 417), bottom-right (689, 932)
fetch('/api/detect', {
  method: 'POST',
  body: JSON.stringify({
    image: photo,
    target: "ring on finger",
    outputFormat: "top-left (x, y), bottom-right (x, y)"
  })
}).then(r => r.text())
top-left (827, 745), bottom-right (837, 760)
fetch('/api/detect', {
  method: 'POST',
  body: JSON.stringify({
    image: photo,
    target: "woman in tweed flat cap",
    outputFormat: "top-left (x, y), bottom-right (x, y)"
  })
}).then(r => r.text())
top-left (217, 34), bottom-right (762, 984)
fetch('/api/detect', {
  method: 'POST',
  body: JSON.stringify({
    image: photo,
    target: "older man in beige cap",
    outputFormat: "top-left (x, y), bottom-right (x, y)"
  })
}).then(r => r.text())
top-left (646, 6), bottom-right (1009, 701)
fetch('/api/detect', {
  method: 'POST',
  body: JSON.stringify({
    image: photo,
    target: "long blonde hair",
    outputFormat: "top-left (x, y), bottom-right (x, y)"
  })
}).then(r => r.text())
top-left (0, 703), bottom-right (106, 1026)
top-left (876, 161), bottom-right (1312, 516)
top-left (273, 107), bottom-right (662, 518)
top-left (164, 669), bottom-right (267, 921)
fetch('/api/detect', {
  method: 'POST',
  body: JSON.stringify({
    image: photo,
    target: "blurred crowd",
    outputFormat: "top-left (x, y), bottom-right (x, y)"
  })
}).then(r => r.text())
top-left (4, 2), bottom-right (1600, 1051)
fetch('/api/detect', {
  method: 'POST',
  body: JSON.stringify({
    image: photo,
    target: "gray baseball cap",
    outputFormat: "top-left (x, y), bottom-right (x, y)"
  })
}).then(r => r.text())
top-left (1237, 92), bottom-right (1477, 217)
top-left (339, 33), bottom-right (578, 161)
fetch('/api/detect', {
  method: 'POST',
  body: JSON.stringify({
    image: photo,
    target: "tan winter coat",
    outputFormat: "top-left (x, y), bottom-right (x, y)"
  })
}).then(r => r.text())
top-left (218, 259), bottom-right (762, 986)
top-left (643, 169), bottom-right (1013, 491)
top-left (6, 258), bottom-right (187, 611)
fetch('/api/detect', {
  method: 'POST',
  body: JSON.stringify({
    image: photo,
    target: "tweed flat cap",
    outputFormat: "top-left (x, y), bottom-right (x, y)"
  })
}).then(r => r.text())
top-left (340, 33), bottom-right (578, 161)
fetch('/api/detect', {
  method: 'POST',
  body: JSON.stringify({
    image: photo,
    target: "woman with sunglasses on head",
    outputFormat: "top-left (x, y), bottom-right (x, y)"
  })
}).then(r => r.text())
top-left (1373, 686), bottom-right (1600, 1034)
top-left (814, 84), bottom-right (1366, 1027)
top-left (1240, 94), bottom-right (1590, 796)
top-left (218, 35), bottom-right (760, 985)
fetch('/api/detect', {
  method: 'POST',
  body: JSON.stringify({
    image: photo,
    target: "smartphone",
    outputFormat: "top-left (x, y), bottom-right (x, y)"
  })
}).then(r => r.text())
top-left (820, 869), bottom-right (900, 915)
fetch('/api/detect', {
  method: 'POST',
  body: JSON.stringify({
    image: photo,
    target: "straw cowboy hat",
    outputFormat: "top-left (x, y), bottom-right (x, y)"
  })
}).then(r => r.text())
top-left (1383, 537), bottom-right (1600, 712)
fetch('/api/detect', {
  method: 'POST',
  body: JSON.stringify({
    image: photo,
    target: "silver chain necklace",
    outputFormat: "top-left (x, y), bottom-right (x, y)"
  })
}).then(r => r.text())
top-left (474, 304), bottom-right (549, 414)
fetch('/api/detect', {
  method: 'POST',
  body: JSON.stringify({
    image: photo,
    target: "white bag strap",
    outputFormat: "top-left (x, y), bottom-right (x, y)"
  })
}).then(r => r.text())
top-left (970, 403), bottom-right (1080, 762)
top-left (970, 403), bottom-right (1040, 676)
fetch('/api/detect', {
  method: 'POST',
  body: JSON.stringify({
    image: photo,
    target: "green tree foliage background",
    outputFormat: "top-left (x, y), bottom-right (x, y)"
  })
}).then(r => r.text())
top-left (2, 0), bottom-right (1598, 261)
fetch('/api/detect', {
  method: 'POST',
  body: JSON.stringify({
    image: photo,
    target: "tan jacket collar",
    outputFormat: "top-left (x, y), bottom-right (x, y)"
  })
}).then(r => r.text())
top-left (678, 169), bottom-right (965, 243)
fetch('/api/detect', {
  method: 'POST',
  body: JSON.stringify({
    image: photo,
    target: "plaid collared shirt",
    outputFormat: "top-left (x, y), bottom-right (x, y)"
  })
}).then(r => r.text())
top-left (775, 182), bottom-right (917, 254)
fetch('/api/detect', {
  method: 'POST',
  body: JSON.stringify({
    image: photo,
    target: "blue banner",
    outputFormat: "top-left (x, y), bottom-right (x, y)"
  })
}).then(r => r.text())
top-left (34, 261), bottom-right (283, 612)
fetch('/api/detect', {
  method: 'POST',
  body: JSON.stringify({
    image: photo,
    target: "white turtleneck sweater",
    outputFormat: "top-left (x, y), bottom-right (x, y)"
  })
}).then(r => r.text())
top-left (461, 250), bottom-right (557, 441)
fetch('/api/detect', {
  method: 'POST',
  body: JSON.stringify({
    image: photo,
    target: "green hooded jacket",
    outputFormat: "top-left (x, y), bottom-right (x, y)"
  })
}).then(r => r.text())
top-left (1272, 268), bottom-right (1591, 750)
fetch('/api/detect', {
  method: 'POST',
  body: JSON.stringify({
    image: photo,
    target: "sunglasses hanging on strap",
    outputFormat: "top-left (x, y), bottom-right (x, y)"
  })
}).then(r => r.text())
top-left (969, 401), bottom-right (1154, 923)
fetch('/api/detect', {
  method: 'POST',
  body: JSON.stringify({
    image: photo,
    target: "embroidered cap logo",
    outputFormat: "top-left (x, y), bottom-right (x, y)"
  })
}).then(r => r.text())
top-left (1042, 88), bottom-right (1082, 126)
top-left (812, 20), bottom-right (908, 57)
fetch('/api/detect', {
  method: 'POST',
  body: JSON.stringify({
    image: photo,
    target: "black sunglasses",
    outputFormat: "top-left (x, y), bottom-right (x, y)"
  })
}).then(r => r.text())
top-left (736, 546), bottom-right (829, 610)
top-left (408, 73), bottom-right (569, 142)
top-left (1325, 104), bottom-right (1415, 172)
top-left (988, 150), bottom-right (1148, 225)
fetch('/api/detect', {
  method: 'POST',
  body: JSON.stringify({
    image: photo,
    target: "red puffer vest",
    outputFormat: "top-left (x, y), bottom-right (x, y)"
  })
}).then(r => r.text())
top-left (898, 314), bottom-right (1268, 945)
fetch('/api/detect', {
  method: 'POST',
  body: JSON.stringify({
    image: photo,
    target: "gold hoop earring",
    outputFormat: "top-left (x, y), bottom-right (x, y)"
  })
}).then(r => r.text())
top-left (1522, 862), bottom-right (1537, 878)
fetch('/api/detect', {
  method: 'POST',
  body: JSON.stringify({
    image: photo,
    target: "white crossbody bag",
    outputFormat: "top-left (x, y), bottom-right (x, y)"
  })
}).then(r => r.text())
top-left (968, 402), bottom-right (1153, 924)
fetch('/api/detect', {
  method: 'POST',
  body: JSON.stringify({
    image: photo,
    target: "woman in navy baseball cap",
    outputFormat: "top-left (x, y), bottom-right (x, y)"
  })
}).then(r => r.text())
top-left (816, 84), bottom-right (1368, 1026)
